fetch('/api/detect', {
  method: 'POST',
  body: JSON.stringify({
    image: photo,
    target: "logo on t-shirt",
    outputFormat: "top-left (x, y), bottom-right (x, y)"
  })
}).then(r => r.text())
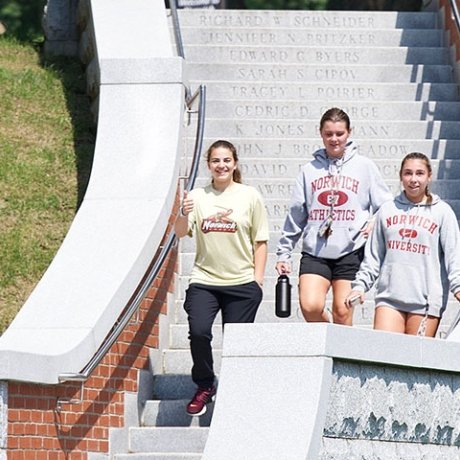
top-left (201, 207), bottom-right (238, 233)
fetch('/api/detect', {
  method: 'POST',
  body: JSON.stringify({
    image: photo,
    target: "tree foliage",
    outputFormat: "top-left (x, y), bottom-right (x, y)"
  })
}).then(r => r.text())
top-left (0, 0), bottom-right (46, 42)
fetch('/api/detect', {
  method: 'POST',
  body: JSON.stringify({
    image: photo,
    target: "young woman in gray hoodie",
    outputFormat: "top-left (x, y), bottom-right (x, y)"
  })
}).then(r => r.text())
top-left (276, 107), bottom-right (392, 325)
top-left (346, 152), bottom-right (460, 337)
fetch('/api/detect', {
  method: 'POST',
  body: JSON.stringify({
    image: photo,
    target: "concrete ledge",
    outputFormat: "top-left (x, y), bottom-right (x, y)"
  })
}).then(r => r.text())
top-left (221, 323), bottom-right (460, 373)
top-left (99, 57), bottom-right (184, 84)
top-left (203, 323), bottom-right (460, 459)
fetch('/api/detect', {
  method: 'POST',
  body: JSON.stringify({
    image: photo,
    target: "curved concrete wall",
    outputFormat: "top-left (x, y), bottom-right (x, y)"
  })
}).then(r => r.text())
top-left (0, 0), bottom-right (184, 384)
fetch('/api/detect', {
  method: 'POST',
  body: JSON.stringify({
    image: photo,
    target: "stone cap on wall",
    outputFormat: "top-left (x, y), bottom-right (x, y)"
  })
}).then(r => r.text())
top-left (222, 322), bottom-right (460, 373)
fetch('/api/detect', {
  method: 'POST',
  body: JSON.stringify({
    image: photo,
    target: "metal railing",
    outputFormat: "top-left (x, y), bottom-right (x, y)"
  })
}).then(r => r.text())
top-left (170, 0), bottom-right (185, 59)
top-left (57, 85), bottom-right (206, 405)
top-left (449, 0), bottom-right (460, 33)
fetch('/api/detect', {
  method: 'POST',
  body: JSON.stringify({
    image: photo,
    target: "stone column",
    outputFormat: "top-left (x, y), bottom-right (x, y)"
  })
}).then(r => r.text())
top-left (43, 0), bottom-right (79, 56)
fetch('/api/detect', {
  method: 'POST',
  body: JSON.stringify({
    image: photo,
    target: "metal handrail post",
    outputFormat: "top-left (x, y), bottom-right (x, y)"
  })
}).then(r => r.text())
top-left (170, 0), bottom-right (185, 59)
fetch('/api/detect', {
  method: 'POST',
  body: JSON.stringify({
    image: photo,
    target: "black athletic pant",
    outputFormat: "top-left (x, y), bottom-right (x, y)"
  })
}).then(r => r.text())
top-left (183, 282), bottom-right (263, 388)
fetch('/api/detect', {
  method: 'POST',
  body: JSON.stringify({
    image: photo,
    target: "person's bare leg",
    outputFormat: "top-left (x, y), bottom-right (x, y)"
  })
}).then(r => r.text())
top-left (331, 279), bottom-right (354, 325)
top-left (373, 305), bottom-right (406, 333)
top-left (298, 274), bottom-right (330, 322)
top-left (405, 313), bottom-right (440, 337)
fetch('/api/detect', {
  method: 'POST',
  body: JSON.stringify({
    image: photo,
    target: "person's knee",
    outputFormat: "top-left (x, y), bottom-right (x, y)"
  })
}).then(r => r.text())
top-left (300, 299), bottom-right (325, 320)
top-left (301, 298), bottom-right (321, 313)
top-left (332, 304), bottom-right (352, 325)
top-left (189, 326), bottom-right (213, 343)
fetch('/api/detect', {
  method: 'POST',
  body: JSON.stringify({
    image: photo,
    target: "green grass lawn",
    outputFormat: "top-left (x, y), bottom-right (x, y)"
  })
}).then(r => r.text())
top-left (0, 37), bottom-right (95, 333)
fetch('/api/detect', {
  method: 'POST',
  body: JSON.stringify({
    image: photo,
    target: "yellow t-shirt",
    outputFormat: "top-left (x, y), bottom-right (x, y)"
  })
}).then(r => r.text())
top-left (187, 182), bottom-right (269, 286)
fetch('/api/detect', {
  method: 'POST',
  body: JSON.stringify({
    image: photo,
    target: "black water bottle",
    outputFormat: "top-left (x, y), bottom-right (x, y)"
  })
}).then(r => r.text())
top-left (275, 274), bottom-right (291, 318)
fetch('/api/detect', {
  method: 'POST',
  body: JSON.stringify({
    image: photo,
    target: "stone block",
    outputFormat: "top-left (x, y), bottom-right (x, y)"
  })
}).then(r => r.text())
top-left (201, 119), bottom-right (460, 140)
top-left (184, 137), bottom-right (460, 161)
top-left (188, 63), bottom-right (455, 84)
top-left (179, 27), bottom-right (443, 47)
top-left (324, 360), bottom-right (460, 445)
top-left (176, 10), bottom-right (437, 29)
top-left (184, 45), bottom-right (449, 65)
top-left (128, 427), bottom-right (209, 453)
top-left (142, 400), bottom-right (213, 427)
top-left (204, 100), bottom-right (460, 121)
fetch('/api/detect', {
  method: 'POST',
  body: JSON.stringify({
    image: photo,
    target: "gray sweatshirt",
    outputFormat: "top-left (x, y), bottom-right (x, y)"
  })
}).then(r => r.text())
top-left (277, 141), bottom-right (392, 261)
top-left (352, 192), bottom-right (460, 317)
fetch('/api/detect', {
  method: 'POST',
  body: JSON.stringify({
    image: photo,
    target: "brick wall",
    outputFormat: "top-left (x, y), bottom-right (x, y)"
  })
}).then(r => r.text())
top-left (440, 0), bottom-right (460, 60)
top-left (6, 200), bottom-right (180, 459)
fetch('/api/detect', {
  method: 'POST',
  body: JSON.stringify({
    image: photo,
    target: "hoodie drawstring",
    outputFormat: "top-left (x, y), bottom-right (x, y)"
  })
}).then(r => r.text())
top-left (318, 157), bottom-right (344, 239)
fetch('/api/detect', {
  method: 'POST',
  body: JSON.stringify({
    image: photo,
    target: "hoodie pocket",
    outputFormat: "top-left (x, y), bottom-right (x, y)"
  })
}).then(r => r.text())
top-left (377, 263), bottom-right (428, 306)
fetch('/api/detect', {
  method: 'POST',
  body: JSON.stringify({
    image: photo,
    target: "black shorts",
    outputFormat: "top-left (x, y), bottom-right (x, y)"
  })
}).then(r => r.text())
top-left (299, 247), bottom-right (365, 281)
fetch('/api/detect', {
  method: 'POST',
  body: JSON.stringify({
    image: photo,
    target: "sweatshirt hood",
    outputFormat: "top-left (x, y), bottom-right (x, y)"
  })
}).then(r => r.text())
top-left (313, 140), bottom-right (358, 170)
top-left (395, 191), bottom-right (441, 208)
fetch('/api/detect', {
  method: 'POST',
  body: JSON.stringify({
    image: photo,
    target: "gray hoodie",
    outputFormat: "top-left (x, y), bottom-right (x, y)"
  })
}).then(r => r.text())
top-left (277, 141), bottom-right (392, 261)
top-left (352, 192), bottom-right (460, 317)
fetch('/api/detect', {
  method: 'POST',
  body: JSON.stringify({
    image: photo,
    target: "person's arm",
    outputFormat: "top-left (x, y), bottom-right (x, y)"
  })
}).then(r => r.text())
top-left (174, 190), bottom-right (193, 238)
top-left (359, 219), bottom-right (374, 239)
top-left (438, 203), bottom-right (460, 297)
top-left (368, 160), bottom-right (393, 213)
top-left (352, 209), bottom-right (386, 293)
top-left (254, 241), bottom-right (268, 287)
top-left (276, 171), bottom-right (308, 265)
top-left (275, 261), bottom-right (291, 275)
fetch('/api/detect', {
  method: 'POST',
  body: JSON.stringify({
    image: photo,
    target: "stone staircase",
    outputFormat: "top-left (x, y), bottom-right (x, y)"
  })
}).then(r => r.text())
top-left (114, 8), bottom-right (460, 459)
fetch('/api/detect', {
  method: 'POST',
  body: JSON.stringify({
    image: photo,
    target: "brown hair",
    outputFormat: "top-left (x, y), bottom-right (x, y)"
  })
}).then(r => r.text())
top-left (206, 140), bottom-right (242, 183)
top-left (319, 107), bottom-right (351, 131)
top-left (399, 152), bottom-right (433, 204)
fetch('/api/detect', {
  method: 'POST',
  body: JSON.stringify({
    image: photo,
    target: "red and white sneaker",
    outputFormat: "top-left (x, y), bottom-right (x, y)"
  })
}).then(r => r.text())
top-left (186, 385), bottom-right (217, 416)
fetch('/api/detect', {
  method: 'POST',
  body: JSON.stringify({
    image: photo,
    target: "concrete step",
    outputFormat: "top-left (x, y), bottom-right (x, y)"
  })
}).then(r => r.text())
top-left (178, 27), bottom-right (444, 47)
top-left (200, 119), bottom-right (460, 140)
top-left (189, 178), bottom-right (460, 200)
top-left (183, 138), bottom-right (460, 160)
top-left (170, 324), bottom-right (222, 350)
top-left (179, 224), bottom-right (457, 257)
top-left (173, 271), bottom-right (324, 302)
top-left (191, 157), bottom-right (460, 180)
top-left (176, 255), bottom-right (301, 285)
top-left (177, 216), bottom-right (458, 235)
top-left (127, 427), bottom-right (208, 454)
top-left (204, 100), bottom-right (460, 121)
top-left (151, 374), bottom-right (200, 400)
top-left (115, 454), bottom-right (201, 460)
top-left (142, 400), bottom-right (214, 427)
top-left (174, 299), bottom-right (306, 326)
top-left (171, 298), bottom-right (459, 338)
top-left (191, 81), bottom-right (458, 101)
top-left (162, 350), bottom-right (221, 376)
top-left (176, 255), bottom-right (460, 301)
top-left (174, 298), bottom-right (377, 326)
top-left (151, 369), bottom-right (196, 401)
top-left (262, 198), bottom-right (460, 218)
top-left (169, 309), bottom-right (373, 348)
top-left (175, 10), bottom-right (438, 30)
top-left (184, 45), bottom-right (449, 65)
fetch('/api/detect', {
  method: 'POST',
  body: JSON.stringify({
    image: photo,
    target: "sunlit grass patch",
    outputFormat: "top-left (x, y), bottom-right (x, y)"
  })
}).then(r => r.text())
top-left (0, 37), bottom-right (94, 333)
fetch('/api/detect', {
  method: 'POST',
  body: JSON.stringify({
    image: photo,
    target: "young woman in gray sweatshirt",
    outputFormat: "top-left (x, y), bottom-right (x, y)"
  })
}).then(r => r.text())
top-left (346, 152), bottom-right (460, 337)
top-left (276, 107), bottom-right (392, 325)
